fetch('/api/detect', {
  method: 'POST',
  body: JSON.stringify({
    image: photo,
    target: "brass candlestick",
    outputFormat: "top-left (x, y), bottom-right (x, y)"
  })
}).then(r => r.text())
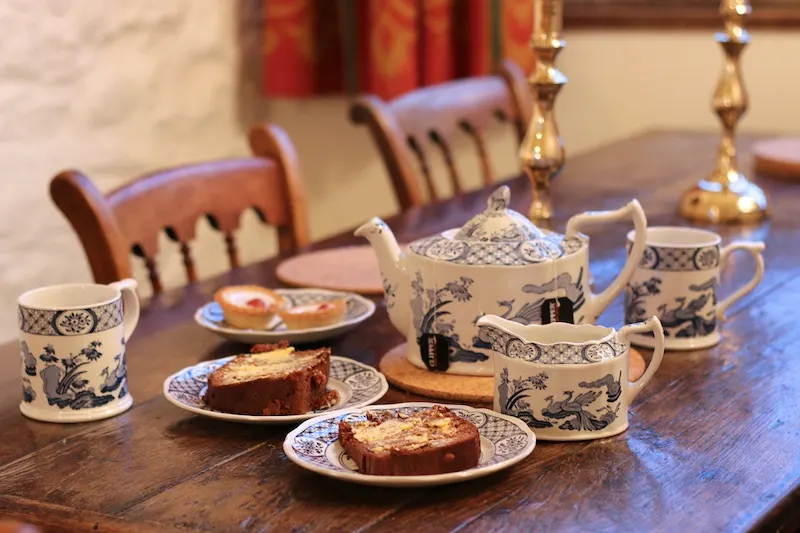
top-left (678, 0), bottom-right (769, 224)
top-left (519, 0), bottom-right (566, 222)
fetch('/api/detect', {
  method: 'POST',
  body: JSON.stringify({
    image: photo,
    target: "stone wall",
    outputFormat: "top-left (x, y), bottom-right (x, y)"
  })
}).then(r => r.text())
top-left (1, 0), bottom-right (513, 342)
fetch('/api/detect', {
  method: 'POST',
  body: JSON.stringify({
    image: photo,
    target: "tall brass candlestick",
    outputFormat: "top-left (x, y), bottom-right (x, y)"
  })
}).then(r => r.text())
top-left (678, 0), bottom-right (769, 224)
top-left (519, 0), bottom-right (566, 222)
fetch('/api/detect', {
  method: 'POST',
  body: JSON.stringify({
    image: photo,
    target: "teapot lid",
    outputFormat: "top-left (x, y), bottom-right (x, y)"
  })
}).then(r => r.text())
top-left (408, 186), bottom-right (584, 266)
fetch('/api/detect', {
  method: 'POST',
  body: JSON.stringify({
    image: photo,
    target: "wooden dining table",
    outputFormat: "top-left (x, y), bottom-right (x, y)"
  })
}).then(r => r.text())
top-left (0, 131), bottom-right (798, 533)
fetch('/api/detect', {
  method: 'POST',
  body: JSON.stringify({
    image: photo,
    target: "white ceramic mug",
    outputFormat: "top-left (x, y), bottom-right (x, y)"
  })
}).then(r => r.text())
top-left (477, 315), bottom-right (665, 441)
top-left (624, 227), bottom-right (765, 351)
top-left (17, 279), bottom-right (140, 423)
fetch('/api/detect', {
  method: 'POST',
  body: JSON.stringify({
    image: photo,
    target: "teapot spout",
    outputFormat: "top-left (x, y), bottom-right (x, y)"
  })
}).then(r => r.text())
top-left (355, 218), bottom-right (410, 335)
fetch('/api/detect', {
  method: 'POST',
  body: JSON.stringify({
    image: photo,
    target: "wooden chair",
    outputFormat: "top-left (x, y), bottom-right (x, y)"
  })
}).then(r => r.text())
top-left (349, 59), bottom-right (531, 210)
top-left (50, 124), bottom-right (309, 294)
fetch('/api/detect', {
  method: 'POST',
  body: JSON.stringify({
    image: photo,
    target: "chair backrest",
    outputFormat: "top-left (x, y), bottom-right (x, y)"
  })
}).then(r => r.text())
top-left (50, 124), bottom-right (309, 294)
top-left (349, 59), bottom-right (530, 210)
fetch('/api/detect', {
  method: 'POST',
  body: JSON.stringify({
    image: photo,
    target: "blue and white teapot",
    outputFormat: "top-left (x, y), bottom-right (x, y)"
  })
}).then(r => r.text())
top-left (356, 185), bottom-right (649, 376)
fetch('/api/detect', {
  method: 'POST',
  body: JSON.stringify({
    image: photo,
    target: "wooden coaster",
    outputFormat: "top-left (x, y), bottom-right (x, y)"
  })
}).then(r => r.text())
top-left (276, 245), bottom-right (407, 295)
top-left (753, 138), bottom-right (800, 182)
top-left (379, 343), bottom-right (647, 404)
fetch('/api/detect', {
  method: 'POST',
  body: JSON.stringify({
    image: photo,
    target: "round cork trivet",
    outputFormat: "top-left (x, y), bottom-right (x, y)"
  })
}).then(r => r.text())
top-left (379, 343), bottom-right (647, 404)
top-left (276, 245), bottom-right (408, 295)
top-left (753, 138), bottom-right (800, 182)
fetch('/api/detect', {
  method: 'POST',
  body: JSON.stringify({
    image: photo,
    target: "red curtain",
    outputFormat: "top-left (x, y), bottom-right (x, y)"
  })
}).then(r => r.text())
top-left (261, 0), bottom-right (534, 100)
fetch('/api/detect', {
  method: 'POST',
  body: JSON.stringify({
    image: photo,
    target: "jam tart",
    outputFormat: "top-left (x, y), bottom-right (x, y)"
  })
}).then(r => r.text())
top-left (278, 299), bottom-right (347, 330)
top-left (214, 285), bottom-right (286, 330)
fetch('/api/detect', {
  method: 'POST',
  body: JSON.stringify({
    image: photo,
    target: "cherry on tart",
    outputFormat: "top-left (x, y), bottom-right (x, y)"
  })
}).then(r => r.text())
top-left (278, 299), bottom-right (347, 330)
top-left (214, 286), bottom-right (285, 330)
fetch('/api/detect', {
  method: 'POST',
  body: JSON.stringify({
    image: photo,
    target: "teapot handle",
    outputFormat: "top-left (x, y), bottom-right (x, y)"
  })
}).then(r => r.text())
top-left (565, 199), bottom-right (647, 322)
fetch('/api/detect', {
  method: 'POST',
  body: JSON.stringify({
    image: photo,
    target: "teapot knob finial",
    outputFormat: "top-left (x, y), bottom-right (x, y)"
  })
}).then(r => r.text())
top-left (488, 186), bottom-right (511, 211)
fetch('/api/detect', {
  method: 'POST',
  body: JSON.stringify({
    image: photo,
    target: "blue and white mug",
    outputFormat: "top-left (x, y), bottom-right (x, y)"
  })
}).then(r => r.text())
top-left (624, 227), bottom-right (765, 351)
top-left (17, 279), bottom-right (139, 423)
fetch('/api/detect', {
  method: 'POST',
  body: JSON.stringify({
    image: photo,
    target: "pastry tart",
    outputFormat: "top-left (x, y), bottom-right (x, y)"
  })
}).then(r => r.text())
top-left (279, 299), bottom-right (347, 330)
top-left (214, 285), bottom-right (285, 330)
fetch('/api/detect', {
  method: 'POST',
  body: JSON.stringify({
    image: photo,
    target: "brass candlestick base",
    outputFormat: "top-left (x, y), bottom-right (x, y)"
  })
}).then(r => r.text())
top-left (520, 0), bottom-right (565, 222)
top-left (678, 173), bottom-right (769, 225)
top-left (678, 0), bottom-right (769, 225)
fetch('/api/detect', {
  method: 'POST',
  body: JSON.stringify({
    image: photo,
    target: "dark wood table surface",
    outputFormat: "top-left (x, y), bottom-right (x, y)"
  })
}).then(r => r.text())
top-left (1, 131), bottom-right (798, 533)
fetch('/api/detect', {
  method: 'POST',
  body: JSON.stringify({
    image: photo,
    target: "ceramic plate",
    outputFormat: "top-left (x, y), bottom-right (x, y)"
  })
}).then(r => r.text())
top-left (194, 288), bottom-right (376, 344)
top-left (283, 402), bottom-right (536, 487)
top-left (163, 355), bottom-right (389, 425)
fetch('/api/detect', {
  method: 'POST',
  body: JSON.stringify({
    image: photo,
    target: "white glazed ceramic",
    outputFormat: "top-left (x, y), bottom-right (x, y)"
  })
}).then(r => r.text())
top-left (624, 226), bottom-right (765, 351)
top-left (17, 279), bottom-right (140, 423)
top-left (194, 288), bottom-right (376, 344)
top-left (476, 314), bottom-right (664, 441)
top-left (356, 185), bottom-right (648, 377)
top-left (163, 355), bottom-right (388, 425)
top-left (283, 402), bottom-right (536, 487)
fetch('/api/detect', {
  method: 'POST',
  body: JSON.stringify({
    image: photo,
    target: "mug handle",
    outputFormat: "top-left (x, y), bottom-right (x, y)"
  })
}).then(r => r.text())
top-left (716, 242), bottom-right (765, 320)
top-left (618, 316), bottom-right (664, 402)
top-left (108, 278), bottom-right (140, 342)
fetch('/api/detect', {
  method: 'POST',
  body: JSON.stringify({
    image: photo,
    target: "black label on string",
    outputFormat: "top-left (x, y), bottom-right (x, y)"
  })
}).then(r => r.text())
top-left (540, 297), bottom-right (575, 324)
top-left (417, 333), bottom-right (450, 372)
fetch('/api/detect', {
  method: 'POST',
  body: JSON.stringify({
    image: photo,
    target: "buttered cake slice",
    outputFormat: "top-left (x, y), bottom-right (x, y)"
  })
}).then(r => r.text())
top-left (338, 405), bottom-right (480, 476)
top-left (203, 341), bottom-right (338, 416)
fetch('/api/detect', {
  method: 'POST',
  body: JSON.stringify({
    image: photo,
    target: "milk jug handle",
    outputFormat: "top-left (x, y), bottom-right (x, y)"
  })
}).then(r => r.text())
top-left (565, 200), bottom-right (647, 322)
top-left (618, 317), bottom-right (664, 402)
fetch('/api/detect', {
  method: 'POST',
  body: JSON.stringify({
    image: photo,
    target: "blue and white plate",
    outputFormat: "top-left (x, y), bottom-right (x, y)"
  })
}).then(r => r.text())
top-left (283, 402), bottom-right (536, 487)
top-left (194, 288), bottom-right (376, 344)
top-left (163, 355), bottom-right (388, 425)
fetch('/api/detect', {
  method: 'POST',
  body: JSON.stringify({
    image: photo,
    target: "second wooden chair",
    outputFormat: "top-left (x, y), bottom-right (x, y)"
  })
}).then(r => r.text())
top-left (349, 59), bottom-right (530, 211)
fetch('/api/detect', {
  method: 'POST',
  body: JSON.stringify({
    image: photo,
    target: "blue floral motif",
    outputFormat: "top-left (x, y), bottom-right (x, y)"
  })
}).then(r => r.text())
top-left (479, 325), bottom-right (626, 365)
top-left (625, 276), bottom-right (716, 338)
top-left (625, 277), bottom-right (662, 324)
top-left (382, 275), bottom-right (397, 309)
top-left (20, 340), bottom-right (36, 377)
top-left (628, 242), bottom-right (720, 272)
top-left (18, 300), bottom-right (122, 336)
top-left (499, 367), bottom-right (622, 432)
top-left (22, 378), bottom-right (35, 403)
top-left (57, 311), bottom-right (93, 334)
top-left (38, 341), bottom-right (115, 410)
top-left (410, 272), bottom-right (487, 364)
top-left (100, 337), bottom-right (127, 394)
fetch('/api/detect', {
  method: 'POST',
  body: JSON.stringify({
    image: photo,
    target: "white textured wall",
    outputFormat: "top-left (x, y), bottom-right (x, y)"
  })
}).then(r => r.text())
top-left (1, 1), bottom-right (798, 342)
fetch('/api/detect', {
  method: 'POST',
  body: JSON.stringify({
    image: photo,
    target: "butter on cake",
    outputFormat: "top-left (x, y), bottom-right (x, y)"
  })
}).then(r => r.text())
top-left (338, 405), bottom-right (481, 476)
top-left (203, 341), bottom-right (338, 416)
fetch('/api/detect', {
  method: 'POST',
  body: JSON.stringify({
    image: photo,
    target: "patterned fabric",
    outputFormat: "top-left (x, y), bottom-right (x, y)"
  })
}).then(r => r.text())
top-left (628, 242), bottom-right (720, 272)
top-left (261, 0), bottom-right (534, 99)
top-left (480, 325), bottom-right (628, 365)
top-left (288, 405), bottom-right (531, 473)
top-left (18, 300), bottom-right (123, 336)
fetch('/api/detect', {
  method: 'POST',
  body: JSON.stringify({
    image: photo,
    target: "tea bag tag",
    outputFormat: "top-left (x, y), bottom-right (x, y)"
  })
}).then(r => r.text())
top-left (540, 297), bottom-right (574, 324)
top-left (417, 333), bottom-right (450, 371)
